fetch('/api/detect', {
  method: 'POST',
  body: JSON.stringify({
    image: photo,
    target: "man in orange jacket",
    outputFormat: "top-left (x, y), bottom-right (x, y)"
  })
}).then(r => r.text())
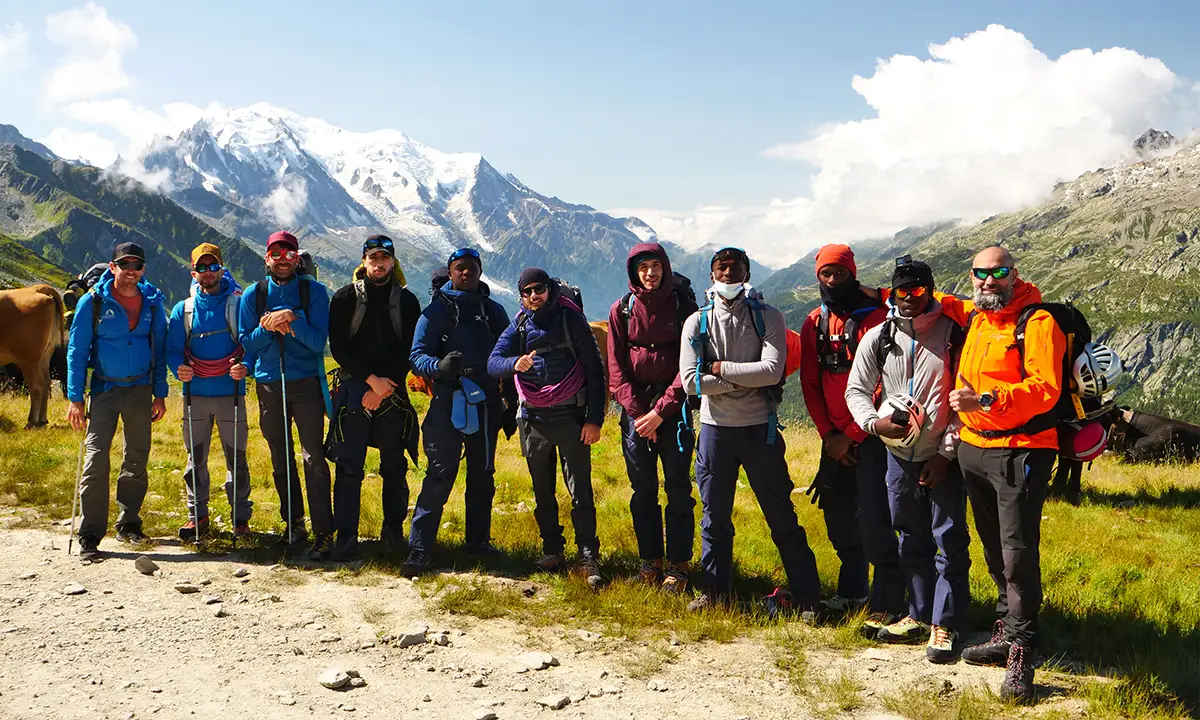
top-left (944, 246), bottom-right (1065, 704)
top-left (799, 244), bottom-right (904, 632)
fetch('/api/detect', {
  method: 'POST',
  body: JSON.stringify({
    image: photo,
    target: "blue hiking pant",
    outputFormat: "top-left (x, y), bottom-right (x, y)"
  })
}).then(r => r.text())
top-left (694, 422), bottom-right (820, 606)
top-left (884, 452), bottom-right (971, 630)
top-left (409, 391), bottom-right (500, 554)
top-left (621, 409), bottom-right (696, 565)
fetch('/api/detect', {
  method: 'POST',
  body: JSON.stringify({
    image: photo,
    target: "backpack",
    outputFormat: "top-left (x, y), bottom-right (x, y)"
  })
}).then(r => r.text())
top-left (298, 251), bottom-right (318, 281)
top-left (348, 279), bottom-right (404, 341)
top-left (431, 288), bottom-right (497, 345)
top-left (255, 276), bottom-right (313, 320)
top-left (815, 301), bottom-right (883, 374)
top-left (617, 271), bottom-right (698, 340)
top-left (553, 278), bottom-right (584, 313)
top-left (183, 293), bottom-right (240, 350)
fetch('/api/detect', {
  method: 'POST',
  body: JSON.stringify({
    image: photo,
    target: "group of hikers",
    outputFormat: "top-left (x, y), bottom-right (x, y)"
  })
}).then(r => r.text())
top-left (60, 231), bottom-right (1124, 703)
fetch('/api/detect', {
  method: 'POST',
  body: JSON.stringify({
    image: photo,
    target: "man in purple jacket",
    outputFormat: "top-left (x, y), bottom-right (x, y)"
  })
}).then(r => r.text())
top-left (607, 244), bottom-right (700, 593)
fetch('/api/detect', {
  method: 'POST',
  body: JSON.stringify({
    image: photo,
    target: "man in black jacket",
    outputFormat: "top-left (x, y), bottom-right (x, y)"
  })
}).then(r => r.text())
top-left (327, 235), bottom-right (422, 560)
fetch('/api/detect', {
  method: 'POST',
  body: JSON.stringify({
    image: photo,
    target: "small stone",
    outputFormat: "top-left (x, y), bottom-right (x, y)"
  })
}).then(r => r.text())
top-left (473, 710), bottom-right (497, 720)
top-left (442, 522), bottom-right (452, 529)
top-left (422, 695), bottom-right (431, 702)
top-left (588, 687), bottom-right (603, 697)
top-left (318, 668), bottom-right (351, 689)
top-left (395, 627), bottom-right (428, 648)
top-left (601, 685), bottom-right (621, 695)
top-left (772, 680), bottom-right (786, 691)
top-left (648, 679), bottom-right (667, 692)
top-left (278, 694), bottom-right (296, 706)
top-left (595, 669), bottom-right (609, 681)
top-left (509, 684), bottom-right (528, 692)
top-left (210, 604), bottom-right (226, 618)
top-left (431, 632), bottom-right (450, 646)
top-left (122, 681), bottom-right (135, 689)
top-left (537, 694), bottom-right (570, 710)
top-left (349, 677), bottom-right (366, 688)
top-left (319, 633), bottom-right (341, 643)
top-left (468, 676), bottom-right (485, 688)
top-left (267, 564), bottom-right (283, 572)
top-left (198, 578), bottom-right (212, 586)
top-left (43, 541), bottom-right (58, 551)
top-left (134, 556), bottom-right (158, 575)
top-left (346, 669), bottom-right (360, 679)
top-left (340, 705), bottom-right (355, 712)
top-left (150, 687), bottom-right (162, 693)
top-left (359, 641), bottom-right (376, 650)
top-left (17, 572), bottom-right (36, 580)
top-left (258, 594), bottom-right (281, 603)
top-left (63, 583), bottom-right (87, 596)
top-left (233, 567), bottom-right (250, 578)
top-left (577, 629), bottom-right (601, 642)
top-left (290, 646), bottom-right (304, 656)
top-left (202, 595), bottom-right (222, 605)
top-left (571, 692), bottom-right (586, 703)
top-left (173, 583), bottom-right (199, 594)
top-left (517, 651), bottom-right (559, 671)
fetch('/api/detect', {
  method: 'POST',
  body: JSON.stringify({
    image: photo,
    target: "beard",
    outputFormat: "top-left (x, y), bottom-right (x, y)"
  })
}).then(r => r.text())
top-left (973, 284), bottom-right (1013, 311)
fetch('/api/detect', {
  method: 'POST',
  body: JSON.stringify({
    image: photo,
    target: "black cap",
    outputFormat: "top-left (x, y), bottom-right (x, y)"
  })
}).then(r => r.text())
top-left (892, 259), bottom-right (934, 290)
top-left (362, 234), bottom-right (395, 258)
top-left (112, 242), bottom-right (145, 262)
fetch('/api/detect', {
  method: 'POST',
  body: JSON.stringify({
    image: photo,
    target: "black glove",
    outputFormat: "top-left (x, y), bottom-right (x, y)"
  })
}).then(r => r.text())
top-left (804, 478), bottom-right (823, 508)
top-left (437, 351), bottom-right (463, 378)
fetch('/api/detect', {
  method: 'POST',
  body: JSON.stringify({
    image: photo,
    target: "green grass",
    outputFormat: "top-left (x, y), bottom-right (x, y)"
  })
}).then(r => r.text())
top-left (0, 376), bottom-right (1198, 717)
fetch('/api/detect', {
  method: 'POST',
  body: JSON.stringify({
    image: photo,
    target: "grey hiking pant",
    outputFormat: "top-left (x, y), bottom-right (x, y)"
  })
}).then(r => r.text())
top-left (256, 377), bottom-right (333, 535)
top-left (519, 416), bottom-right (599, 558)
top-left (181, 394), bottom-right (253, 525)
top-left (78, 384), bottom-right (153, 541)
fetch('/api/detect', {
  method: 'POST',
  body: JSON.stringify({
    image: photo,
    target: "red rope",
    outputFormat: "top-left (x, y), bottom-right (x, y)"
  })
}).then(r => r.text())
top-left (185, 347), bottom-right (245, 379)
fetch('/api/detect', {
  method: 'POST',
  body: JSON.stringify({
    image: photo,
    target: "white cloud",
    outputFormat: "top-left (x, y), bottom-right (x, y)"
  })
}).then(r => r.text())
top-left (0, 22), bottom-right (30, 75)
top-left (43, 1), bottom-right (137, 105)
top-left (639, 25), bottom-right (1186, 265)
top-left (39, 127), bottom-right (117, 165)
top-left (263, 176), bottom-right (309, 226)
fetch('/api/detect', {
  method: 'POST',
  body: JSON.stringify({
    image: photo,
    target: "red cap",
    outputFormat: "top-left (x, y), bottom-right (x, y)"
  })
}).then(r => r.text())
top-left (815, 244), bottom-right (856, 278)
top-left (267, 231), bottom-right (299, 251)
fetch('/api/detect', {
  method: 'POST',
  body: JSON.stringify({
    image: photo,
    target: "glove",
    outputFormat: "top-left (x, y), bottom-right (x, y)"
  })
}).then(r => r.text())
top-left (437, 351), bottom-right (463, 379)
top-left (804, 478), bottom-right (823, 508)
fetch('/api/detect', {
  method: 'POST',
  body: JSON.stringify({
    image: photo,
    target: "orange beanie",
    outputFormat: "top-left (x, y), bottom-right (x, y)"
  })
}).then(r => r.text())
top-left (814, 244), bottom-right (856, 278)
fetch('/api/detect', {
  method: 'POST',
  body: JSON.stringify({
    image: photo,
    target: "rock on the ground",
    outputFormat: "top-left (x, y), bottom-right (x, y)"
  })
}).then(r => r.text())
top-left (201, 595), bottom-right (221, 605)
top-left (173, 583), bottom-right (200, 594)
top-left (473, 710), bottom-right (498, 720)
top-left (468, 676), bottom-right (485, 688)
top-left (430, 632), bottom-right (450, 646)
top-left (395, 627), bottom-right (427, 648)
top-left (233, 567), bottom-right (250, 578)
top-left (537, 694), bottom-right (570, 710)
top-left (517, 651), bottom-right (559, 671)
top-left (63, 583), bottom-right (86, 596)
top-left (421, 695), bottom-right (431, 702)
top-left (210, 604), bottom-right (226, 618)
top-left (349, 677), bottom-right (366, 688)
top-left (648, 679), bottom-right (668, 692)
top-left (577, 629), bottom-right (601, 642)
top-left (133, 556), bottom-right (158, 575)
top-left (318, 668), bottom-right (351, 689)
top-left (18, 571), bottom-right (37, 580)
top-left (319, 633), bottom-right (341, 643)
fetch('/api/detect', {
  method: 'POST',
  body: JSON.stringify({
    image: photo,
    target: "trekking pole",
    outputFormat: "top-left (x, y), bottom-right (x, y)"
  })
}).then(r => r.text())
top-left (231, 378), bottom-right (240, 550)
top-left (277, 335), bottom-right (295, 544)
top-left (67, 396), bottom-right (89, 555)
top-left (184, 380), bottom-right (201, 547)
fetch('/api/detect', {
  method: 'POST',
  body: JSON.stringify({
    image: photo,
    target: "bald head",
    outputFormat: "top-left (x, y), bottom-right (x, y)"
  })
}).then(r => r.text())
top-left (973, 245), bottom-right (1015, 269)
top-left (971, 245), bottom-right (1018, 311)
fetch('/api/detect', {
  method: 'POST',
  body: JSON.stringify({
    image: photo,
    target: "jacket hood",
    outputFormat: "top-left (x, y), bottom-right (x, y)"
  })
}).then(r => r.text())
top-left (189, 269), bottom-right (242, 300)
top-left (437, 279), bottom-right (491, 300)
top-left (353, 262), bottom-right (408, 286)
top-left (887, 296), bottom-right (945, 334)
top-left (95, 269), bottom-right (164, 307)
top-left (626, 242), bottom-right (673, 301)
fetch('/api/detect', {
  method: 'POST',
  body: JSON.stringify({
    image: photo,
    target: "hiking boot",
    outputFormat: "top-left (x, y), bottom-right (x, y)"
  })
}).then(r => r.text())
top-left (331, 538), bottom-right (359, 562)
top-left (638, 559), bottom-right (663, 586)
top-left (820, 595), bottom-right (868, 615)
top-left (379, 525), bottom-right (407, 551)
top-left (661, 563), bottom-right (688, 595)
top-left (400, 550), bottom-right (434, 577)
top-left (999, 644), bottom-right (1037, 704)
top-left (78, 536), bottom-right (102, 563)
top-left (284, 520), bottom-right (308, 547)
top-left (926, 625), bottom-right (959, 664)
top-left (962, 619), bottom-right (1011, 667)
top-left (687, 593), bottom-right (715, 612)
top-left (308, 532), bottom-right (335, 561)
top-left (115, 526), bottom-right (148, 544)
top-left (533, 553), bottom-right (566, 573)
top-left (579, 557), bottom-right (604, 590)
top-left (178, 517), bottom-right (210, 542)
top-left (878, 616), bottom-right (931, 644)
top-left (861, 611), bottom-right (898, 638)
top-left (233, 523), bottom-right (251, 537)
top-left (464, 541), bottom-right (503, 559)
top-left (764, 587), bottom-right (796, 619)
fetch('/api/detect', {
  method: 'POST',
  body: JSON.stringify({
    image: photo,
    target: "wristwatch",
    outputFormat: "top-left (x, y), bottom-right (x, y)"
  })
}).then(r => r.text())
top-left (978, 391), bottom-right (995, 413)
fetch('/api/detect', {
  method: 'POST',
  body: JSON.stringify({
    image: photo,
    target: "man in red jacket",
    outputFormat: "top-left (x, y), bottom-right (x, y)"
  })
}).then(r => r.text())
top-left (799, 244), bottom-right (904, 632)
top-left (608, 243), bottom-right (700, 593)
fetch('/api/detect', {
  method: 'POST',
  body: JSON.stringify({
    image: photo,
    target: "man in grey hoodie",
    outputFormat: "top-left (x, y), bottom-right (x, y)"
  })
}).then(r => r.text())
top-left (845, 258), bottom-right (970, 664)
top-left (679, 247), bottom-right (821, 614)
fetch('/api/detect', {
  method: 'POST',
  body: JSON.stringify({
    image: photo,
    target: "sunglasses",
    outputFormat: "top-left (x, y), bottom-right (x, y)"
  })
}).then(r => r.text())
top-left (267, 249), bottom-right (298, 261)
top-left (972, 266), bottom-right (1012, 281)
top-left (448, 247), bottom-right (481, 264)
top-left (116, 259), bottom-right (145, 271)
top-left (193, 262), bottom-right (222, 273)
top-left (365, 237), bottom-right (394, 250)
top-left (892, 285), bottom-right (928, 299)
top-left (520, 283), bottom-right (548, 297)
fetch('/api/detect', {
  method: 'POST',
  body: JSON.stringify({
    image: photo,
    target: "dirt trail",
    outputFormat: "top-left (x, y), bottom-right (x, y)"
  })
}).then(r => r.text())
top-left (0, 521), bottom-right (1090, 720)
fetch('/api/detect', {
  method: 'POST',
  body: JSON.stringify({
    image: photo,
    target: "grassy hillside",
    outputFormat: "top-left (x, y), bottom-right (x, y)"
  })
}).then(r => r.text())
top-left (0, 231), bottom-right (71, 290)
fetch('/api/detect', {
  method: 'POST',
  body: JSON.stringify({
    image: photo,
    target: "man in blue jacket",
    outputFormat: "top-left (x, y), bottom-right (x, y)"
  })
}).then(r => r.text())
top-left (239, 231), bottom-right (333, 560)
top-left (167, 242), bottom-right (253, 542)
top-left (488, 268), bottom-right (607, 588)
top-left (404, 248), bottom-right (510, 575)
top-left (66, 242), bottom-right (168, 562)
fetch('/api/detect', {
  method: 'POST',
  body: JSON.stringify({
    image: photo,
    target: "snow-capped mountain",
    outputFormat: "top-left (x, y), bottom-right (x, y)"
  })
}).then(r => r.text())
top-left (136, 103), bottom-right (706, 310)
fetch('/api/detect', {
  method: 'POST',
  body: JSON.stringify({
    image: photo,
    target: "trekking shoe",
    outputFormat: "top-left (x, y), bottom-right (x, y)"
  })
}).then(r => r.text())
top-left (533, 553), bottom-right (566, 573)
top-left (331, 538), bottom-right (359, 562)
top-left (178, 517), bottom-right (210, 542)
top-left (464, 541), bottom-right (503, 559)
top-left (764, 587), bottom-right (796, 619)
top-left (926, 625), bottom-right (959, 664)
top-left (308, 532), bottom-right (335, 561)
top-left (861, 611), bottom-right (898, 638)
top-left (661, 563), bottom-right (688, 595)
top-left (233, 523), bottom-right (251, 537)
top-left (999, 644), bottom-right (1037, 704)
top-left (962, 619), bottom-right (1011, 667)
top-left (115, 526), bottom-right (148, 544)
top-left (819, 595), bottom-right (868, 615)
top-left (687, 593), bottom-right (715, 612)
top-left (379, 525), bottom-right (407, 551)
top-left (638, 559), bottom-right (663, 586)
top-left (878, 616), bottom-right (931, 644)
top-left (399, 550), bottom-right (434, 577)
top-left (284, 520), bottom-right (308, 547)
top-left (579, 557), bottom-right (604, 590)
top-left (78, 536), bottom-right (102, 562)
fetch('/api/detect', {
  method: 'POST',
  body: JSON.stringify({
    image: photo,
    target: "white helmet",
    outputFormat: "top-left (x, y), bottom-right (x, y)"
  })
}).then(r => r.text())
top-left (1073, 342), bottom-right (1122, 398)
top-left (878, 393), bottom-right (927, 450)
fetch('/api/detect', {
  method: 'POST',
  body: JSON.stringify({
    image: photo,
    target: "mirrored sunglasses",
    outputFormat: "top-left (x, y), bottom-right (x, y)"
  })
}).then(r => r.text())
top-left (972, 266), bottom-right (1011, 281)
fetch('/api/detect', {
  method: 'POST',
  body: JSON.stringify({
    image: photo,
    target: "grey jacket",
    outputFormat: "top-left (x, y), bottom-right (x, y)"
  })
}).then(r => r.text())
top-left (679, 287), bottom-right (785, 428)
top-left (845, 302), bottom-right (962, 462)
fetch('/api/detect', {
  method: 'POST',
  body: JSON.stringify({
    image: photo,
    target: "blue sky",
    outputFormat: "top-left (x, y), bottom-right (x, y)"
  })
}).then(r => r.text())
top-left (2, 1), bottom-right (1198, 257)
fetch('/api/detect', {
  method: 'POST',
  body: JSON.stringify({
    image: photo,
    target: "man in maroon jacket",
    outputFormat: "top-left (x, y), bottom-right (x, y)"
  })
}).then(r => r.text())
top-left (608, 243), bottom-right (700, 593)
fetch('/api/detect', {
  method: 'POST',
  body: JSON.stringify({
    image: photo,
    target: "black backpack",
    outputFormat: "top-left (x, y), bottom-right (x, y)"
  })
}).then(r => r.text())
top-left (255, 276), bottom-right (313, 320)
top-left (554, 278), bottom-right (584, 312)
top-left (815, 301), bottom-right (884, 374)
top-left (617, 271), bottom-right (698, 338)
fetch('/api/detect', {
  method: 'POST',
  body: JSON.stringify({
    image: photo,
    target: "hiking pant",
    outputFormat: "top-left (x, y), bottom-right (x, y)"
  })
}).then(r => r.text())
top-left (78, 384), bottom-right (153, 541)
top-left (884, 453), bottom-right (970, 630)
top-left (331, 379), bottom-right (414, 548)
top-left (959, 443), bottom-right (1055, 648)
top-left (256, 376), bottom-right (333, 536)
top-left (520, 415), bottom-right (599, 558)
top-left (694, 423), bottom-right (820, 606)
top-left (815, 436), bottom-right (905, 614)
top-left (621, 408), bottom-right (695, 565)
top-left (181, 394), bottom-right (253, 526)
top-left (409, 392), bottom-right (500, 554)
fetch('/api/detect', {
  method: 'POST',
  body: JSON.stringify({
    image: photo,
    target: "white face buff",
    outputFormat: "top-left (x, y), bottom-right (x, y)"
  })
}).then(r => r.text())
top-left (712, 281), bottom-right (744, 300)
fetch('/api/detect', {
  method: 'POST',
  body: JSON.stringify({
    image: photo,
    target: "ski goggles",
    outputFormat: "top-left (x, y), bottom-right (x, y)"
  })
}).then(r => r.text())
top-left (267, 249), bottom-right (298, 261)
top-left (448, 247), bottom-right (481, 265)
top-left (193, 262), bottom-right (223, 273)
top-left (972, 266), bottom-right (1011, 281)
top-left (520, 282), bottom-right (549, 297)
top-left (115, 259), bottom-right (145, 271)
top-left (363, 236), bottom-right (394, 252)
top-left (891, 285), bottom-right (928, 299)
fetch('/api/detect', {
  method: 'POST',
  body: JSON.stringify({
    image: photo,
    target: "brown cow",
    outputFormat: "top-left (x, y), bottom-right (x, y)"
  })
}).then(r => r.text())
top-left (0, 284), bottom-right (66, 428)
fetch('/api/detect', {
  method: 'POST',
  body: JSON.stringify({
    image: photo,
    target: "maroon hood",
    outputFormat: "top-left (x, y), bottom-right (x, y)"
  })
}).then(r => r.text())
top-left (626, 242), bottom-right (673, 308)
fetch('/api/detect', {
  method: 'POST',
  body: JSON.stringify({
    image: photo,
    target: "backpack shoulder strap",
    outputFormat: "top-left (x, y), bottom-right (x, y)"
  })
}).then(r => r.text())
top-left (255, 279), bottom-right (268, 318)
top-left (299, 276), bottom-right (311, 313)
top-left (225, 294), bottom-right (239, 341)
top-left (183, 296), bottom-right (196, 345)
top-left (561, 311), bottom-right (576, 359)
top-left (349, 280), bottom-right (368, 339)
top-left (875, 317), bottom-right (895, 367)
top-left (1011, 304), bottom-right (1044, 379)
top-left (388, 283), bottom-right (404, 339)
top-left (433, 290), bottom-right (459, 344)
top-left (516, 313), bottom-right (530, 355)
top-left (747, 297), bottom-right (768, 340)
